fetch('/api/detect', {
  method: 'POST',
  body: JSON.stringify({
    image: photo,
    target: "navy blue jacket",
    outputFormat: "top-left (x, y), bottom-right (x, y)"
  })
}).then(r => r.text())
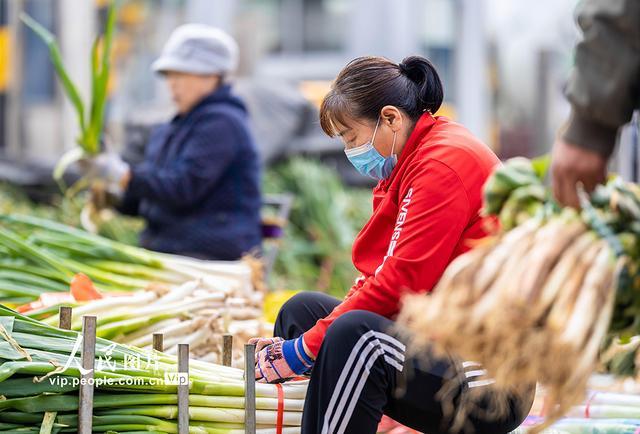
top-left (119, 85), bottom-right (262, 260)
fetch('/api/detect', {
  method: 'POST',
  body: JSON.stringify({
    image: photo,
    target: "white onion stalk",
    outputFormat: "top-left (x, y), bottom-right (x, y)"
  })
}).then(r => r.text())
top-left (119, 318), bottom-right (182, 344)
top-left (41, 290), bottom-right (158, 327)
top-left (0, 306), bottom-right (308, 432)
top-left (153, 279), bottom-right (201, 304)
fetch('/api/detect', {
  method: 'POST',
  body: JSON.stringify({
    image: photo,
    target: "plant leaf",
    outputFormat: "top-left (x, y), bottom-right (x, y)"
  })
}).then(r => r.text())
top-left (39, 411), bottom-right (57, 434)
top-left (20, 13), bottom-right (86, 134)
top-left (52, 147), bottom-right (85, 181)
top-left (531, 153), bottom-right (551, 180)
top-left (87, 1), bottom-right (117, 155)
top-left (85, 36), bottom-right (102, 154)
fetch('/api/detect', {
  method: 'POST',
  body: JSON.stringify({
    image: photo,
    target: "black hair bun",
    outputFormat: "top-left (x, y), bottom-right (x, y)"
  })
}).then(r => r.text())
top-left (398, 58), bottom-right (424, 84)
top-left (399, 55), bottom-right (444, 114)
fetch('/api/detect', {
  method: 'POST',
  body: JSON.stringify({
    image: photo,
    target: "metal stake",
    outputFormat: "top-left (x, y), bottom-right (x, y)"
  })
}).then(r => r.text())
top-left (177, 344), bottom-right (190, 434)
top-left (153, 333), bottom-right (164, 352)
top-left (222, 334), bottom-right (233, 367)
top-left (78, 316), bottom-right (96, 434)
top-left (58, 306), bottom-right (72, 330)
top-left (244, 344), bottom-right (256, 434)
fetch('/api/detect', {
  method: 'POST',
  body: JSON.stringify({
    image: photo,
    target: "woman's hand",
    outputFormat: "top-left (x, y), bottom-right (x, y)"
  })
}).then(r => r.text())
top-left (95, 153), bottom-right (131, 191)
top-left (254, 336), bottom-right (314, 383)
top-left (80, 153), bottom-right (131, 197)
top-left (248, 337), bottom-right (283, 361)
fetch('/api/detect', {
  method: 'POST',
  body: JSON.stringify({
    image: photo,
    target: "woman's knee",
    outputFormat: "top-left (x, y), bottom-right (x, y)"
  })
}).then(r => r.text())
top-left (468, 388), bottom-right (535, 434)
top-left (324, 310), bottom-right (393, 346)
top-left (279, 292), bottom-right (330, 315)
top-left (274, 292), bottom-right (341, 339)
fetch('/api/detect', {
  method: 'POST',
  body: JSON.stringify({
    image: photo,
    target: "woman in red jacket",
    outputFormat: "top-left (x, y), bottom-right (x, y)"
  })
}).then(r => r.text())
top-left (252, 56), bottom-right (534, 434)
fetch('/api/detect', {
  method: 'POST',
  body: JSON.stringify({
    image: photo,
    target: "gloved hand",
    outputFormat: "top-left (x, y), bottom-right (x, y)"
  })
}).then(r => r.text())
top-left (93, 152), bottom-right (130, 184)
top-left (89, 153), bottom-right (130, 197)
top-left (248, 337), bottom-right (284, 360)
top-left (254, 336), bottom-right (314, 383)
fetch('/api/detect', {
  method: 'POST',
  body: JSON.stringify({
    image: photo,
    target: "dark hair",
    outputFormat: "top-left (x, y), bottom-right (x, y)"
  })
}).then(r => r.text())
top-left (319, 55), bottom-right (444, 136)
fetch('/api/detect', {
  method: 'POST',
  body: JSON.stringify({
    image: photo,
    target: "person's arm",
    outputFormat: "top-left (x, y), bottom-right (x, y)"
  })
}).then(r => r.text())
top-left (302, 159), bottom-right (471, 356)
top-left (116, 125), bottom-right (167, 216)
top-left (117, 188), bottom-right (141, 216)
top-left (562, 0), bottom-right (640, 157)
top-left (125, 114), bottom-right (240, 210)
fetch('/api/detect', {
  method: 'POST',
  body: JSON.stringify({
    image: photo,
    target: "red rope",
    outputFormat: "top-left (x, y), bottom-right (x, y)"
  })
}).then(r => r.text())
top-left (584, 392), bottom-right (597, 418)
top-left (276, 383), bottom-right (284, 434)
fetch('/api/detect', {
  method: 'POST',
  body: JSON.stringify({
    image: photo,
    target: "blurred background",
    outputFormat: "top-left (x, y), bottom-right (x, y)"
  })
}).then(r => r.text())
top-left (0, 0), bottom-right (636, 295)
top-left (0, 0), bottom-right (584, 177)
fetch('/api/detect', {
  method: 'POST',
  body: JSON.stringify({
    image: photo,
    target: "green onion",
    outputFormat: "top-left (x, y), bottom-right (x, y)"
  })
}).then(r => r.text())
top-left (0, 214), bottom-right (256, 302)
top-left (20, 1), bottom-right (117, 180)
top-left (0, 305), bottom-right (306, 432)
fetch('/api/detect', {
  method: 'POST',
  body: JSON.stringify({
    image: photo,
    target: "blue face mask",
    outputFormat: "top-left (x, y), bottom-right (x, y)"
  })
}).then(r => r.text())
top-left (344, 118), bottom-right (398, 180)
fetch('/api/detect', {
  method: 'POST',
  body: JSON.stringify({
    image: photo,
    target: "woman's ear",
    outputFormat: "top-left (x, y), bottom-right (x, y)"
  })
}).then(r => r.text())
top-left (380, 106), bottom-right (403, 132)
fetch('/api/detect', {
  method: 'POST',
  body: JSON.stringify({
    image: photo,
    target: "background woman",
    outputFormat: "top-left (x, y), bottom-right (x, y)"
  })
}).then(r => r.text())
top-left (89, 24), bottom-right (262, 260)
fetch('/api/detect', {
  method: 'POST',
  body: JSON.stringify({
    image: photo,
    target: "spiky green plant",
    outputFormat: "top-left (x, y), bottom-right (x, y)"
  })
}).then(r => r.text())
top-left (20, 1), bottom-right (117, 180)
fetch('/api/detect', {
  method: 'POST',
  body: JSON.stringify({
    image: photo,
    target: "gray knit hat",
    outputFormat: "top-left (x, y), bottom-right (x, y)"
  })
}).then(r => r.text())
top-left (152, 24), bottom-right (239, 75)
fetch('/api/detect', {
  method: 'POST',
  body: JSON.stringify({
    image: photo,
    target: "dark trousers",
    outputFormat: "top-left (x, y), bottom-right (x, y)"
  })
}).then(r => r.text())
top-left (274, 292), bottom-right (534, 434)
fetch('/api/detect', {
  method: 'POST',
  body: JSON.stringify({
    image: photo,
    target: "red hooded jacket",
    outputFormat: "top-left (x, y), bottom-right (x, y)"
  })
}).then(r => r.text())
top-left (302, 113), bottom-right (501, 355)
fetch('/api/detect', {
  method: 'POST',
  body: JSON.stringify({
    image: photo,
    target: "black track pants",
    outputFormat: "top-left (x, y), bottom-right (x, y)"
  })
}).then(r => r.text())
top-left (274, 292), bottom-right (534, 434)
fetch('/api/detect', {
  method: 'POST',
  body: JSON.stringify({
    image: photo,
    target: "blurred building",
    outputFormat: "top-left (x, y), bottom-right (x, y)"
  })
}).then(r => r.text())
top-left (0, 0), bottom-right (637, 184)
top-left (0, 1), bottom-right (483, 172)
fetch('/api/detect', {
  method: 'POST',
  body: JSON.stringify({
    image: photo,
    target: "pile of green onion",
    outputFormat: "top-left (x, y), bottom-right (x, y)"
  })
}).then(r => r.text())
top-left (508, 391), bottom-right (640, 434)
top-left (399, 158), bottom-right (640, 432)
top-left (27, 281), bottom-right (263, 365)
top-left (0, 305), bottom-right (306, 433)
top-left (0, 214), bottom-right (255, 304)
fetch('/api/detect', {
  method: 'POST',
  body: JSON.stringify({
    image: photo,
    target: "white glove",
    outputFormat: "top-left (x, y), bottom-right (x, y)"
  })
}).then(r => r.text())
top-left (91, 153), bottom-right (130, 196)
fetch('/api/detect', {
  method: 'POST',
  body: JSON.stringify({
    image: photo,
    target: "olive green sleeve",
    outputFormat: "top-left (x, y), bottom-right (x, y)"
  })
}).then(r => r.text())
top-left (562, 0), bottom-right (640, 158)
